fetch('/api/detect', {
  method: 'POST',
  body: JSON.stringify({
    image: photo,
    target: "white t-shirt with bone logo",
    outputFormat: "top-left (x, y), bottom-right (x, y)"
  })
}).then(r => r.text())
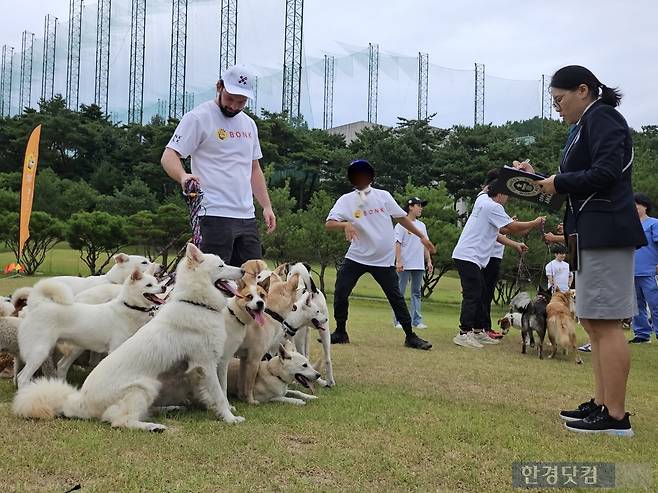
top-left (326, 188), bottom-right (407, 267)
top-left (167, 100), bottom-right (263, 219)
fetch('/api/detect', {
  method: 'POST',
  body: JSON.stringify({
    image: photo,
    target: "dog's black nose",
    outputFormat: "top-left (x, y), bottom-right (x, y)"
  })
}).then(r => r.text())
top-left (315, 373), bottom-right (321, 379)
top-left (256, 300), bottom-right (264, 309)
top-left (240, 268), bottom-right (246, 275)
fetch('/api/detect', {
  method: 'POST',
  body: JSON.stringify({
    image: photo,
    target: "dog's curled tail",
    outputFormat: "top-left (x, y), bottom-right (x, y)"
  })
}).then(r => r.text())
top-left (30, 280), bottom-right (75, 307)
top-left (288, 262), bottom-right (318, 293)
top-left (10, 286), bottom-right (32, 307)
top-left (13, 378), bottom-right (84, 419)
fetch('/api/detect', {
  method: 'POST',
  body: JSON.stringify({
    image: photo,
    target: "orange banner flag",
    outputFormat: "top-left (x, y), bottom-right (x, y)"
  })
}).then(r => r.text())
top-left (19, 125), bottom-right (42, 259)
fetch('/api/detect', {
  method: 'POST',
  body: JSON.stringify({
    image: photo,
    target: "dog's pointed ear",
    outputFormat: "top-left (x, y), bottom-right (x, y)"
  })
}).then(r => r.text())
top-left (286, 272), bottom-right (300, 292)
top-left (185, 243), bottom-right (205, 266)
top-left (305, 292), bottom-right (312, 307)
top-left (114, 253), bottom-right (129, 264)
top-left (258, 274), bottom-right (272, 292)
top-left (309, 276), bottom-right (319, 294)
top-left (278, 343), bottom-right (291, 360)
top-left (130, 269), bottom-right (143, 281)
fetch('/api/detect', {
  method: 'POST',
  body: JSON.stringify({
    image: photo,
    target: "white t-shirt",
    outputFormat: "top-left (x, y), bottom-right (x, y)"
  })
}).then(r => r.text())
top-left (545, 259), bottom-right (571, 292)
top-left (166, 100), bottom-right (263, 219)
top-left (491, 240), bottom-right (505, 260)
top-left (452, 194), bottom-right (512, 268)
top-left (394, 220), bottom-right (427, 270)
top-left (326, 188), bottom-right (407, 267)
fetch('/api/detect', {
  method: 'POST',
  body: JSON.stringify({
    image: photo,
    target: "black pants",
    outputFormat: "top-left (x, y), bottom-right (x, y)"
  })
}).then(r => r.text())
top-left (482, 257), bottom-right (502, 330)
top-left (454, 259), bottom-right (487, 331)
top-left (199, 216), bottom-right (262, 267)
top-left (333, 258), bottom-right (412, 333)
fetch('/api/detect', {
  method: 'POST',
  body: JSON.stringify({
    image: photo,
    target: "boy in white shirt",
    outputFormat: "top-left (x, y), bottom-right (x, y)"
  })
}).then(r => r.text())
top-left (452, 169), bottom-right (545, 349)
top-left (393, 197), bottom-right (432, 330)
top-left (545, 244), bottom-right (572, 293)
top-left (326, 160), bottom-right (436, 350)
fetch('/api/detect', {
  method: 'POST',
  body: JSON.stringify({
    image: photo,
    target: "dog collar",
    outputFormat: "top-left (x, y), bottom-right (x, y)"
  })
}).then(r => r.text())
top-left (264, 308), bottom-right (300, 337)
top-left (179, 299), bottom-right (220, 313)
top-left (227, 306), bottom-right (246, 326)
top-left (123, 302), bottom-right (157, 316)
top-left (266, 364), bottom-right (289, 385)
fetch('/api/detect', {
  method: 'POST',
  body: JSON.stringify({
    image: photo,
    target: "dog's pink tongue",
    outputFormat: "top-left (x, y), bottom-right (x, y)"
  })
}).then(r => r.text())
top-left (253, 310), bottom-right (266, 326)
top-left (219, 280), bottom-right (239, 297)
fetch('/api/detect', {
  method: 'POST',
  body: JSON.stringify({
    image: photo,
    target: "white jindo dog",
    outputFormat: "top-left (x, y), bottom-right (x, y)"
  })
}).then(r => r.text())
top-left (13, 244), bottom-right (245, 432)
top-left (273, 262), bottom-right (334, 387)
top-left (49, 253), bottom-right (154, 295)
top-left (16, 269), bottom-right (165, 387)
top-left (74, 262), bottom-right (166, 305)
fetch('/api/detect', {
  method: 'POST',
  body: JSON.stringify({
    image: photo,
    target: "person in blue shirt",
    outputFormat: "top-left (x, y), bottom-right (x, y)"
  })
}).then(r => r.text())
top-left (630, 193), bottom-right (658, 343)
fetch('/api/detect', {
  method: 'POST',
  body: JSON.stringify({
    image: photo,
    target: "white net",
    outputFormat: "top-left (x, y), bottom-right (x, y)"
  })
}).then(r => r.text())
top-left (4, 0), bottom-right (547, 128)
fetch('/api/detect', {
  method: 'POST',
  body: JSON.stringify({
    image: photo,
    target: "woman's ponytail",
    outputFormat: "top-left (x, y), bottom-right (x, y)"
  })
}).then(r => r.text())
top-left (599, 84), bottom-right (622, 107)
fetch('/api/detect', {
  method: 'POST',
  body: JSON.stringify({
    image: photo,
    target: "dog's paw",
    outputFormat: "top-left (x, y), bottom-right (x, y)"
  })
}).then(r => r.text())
top-left (305, 395), bottom-right (318, 400)
top-left (223, 414), bottom-right (245, 424)
top-left (147, 423), bottom-right (167, 433)
top-left (246, 399), bottom-right (260, 406)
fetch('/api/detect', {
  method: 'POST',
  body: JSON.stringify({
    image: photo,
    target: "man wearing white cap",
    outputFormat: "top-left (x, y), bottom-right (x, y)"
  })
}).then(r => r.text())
top-left (161, 65), bottom-right (276, 265)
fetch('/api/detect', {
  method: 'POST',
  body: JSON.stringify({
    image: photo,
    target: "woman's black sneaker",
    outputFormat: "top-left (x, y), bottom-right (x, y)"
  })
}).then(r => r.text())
top-left (559, 398), bottom-right (600, 422)
top-left (565, 406), bottom-right (634, 437)
top-left (405, 333), bottom-right (432, 350)
top-left (330, 331), bottom-right (350, 344)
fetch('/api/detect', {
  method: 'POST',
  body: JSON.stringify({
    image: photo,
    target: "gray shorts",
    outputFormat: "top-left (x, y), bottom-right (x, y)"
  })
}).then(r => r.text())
top-left (199, 216), bottom-right (262, 267)
top-left (575, 247), bottom-right (637, 320)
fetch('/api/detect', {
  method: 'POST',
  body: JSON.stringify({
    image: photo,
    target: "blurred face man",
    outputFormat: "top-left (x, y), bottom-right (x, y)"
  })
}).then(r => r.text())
top-left (350, 171), bottom-right (372, 190)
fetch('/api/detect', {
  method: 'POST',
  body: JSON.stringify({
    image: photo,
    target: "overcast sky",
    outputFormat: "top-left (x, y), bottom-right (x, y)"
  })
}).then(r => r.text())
top-left (2, 0), bottom-right (656, 129)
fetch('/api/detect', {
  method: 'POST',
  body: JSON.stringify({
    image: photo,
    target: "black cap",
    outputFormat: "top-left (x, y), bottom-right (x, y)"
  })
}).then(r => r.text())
top-left (634, 192), bottom-right (652, 215)
top-left (347, 159), bottom-right (375, 183)
top-left (404, 197), bottom-right (428, 212)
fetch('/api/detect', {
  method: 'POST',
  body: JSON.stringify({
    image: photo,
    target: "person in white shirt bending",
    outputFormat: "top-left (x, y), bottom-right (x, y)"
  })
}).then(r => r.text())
top-left (161, 65), bottom-right (276, 266)
top-left (392, 197), bottom-right (432, 330)
top-left (545, 244), bottom-right (573, 293)
top-left (452, 169), bottom-right (545, 349)
top-left (326, 160), bottom-right (436, 350)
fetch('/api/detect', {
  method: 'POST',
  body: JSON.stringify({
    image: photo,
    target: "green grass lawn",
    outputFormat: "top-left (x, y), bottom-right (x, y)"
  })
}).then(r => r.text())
top-left (0, 255), bottom-right (657, 491)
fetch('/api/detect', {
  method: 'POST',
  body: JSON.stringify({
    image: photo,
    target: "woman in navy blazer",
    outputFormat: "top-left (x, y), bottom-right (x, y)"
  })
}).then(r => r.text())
top-left (521, 65), bottom-right (644, 437)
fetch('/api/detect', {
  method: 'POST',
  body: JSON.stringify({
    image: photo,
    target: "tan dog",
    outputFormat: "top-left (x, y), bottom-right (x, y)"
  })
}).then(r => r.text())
top-left (546, 288), bottom-right (582, 365)
top-left (241, 259), bottom-right (270, 285)
top-left (236, 272), bottom-right (303, 404)
top-left (227, 341), bottom-right (321, 405)
top-left (217, 280), bottom-right (268, 400)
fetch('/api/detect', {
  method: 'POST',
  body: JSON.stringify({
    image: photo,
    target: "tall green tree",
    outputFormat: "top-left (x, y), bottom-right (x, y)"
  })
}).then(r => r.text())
top-left (65, 211), bottom-right (127, 275)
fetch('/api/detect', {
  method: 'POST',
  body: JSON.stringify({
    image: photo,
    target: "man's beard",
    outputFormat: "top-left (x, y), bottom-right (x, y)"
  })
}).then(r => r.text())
top-left (218, 90), bottom-right (242, 117)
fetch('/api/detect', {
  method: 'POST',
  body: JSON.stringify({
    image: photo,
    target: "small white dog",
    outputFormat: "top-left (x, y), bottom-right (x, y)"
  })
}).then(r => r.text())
top-left (13, 243), bottom-right (245, 432)
top-left (226, 341), bottom-right (321, 405)
top-left (17, 270), bottom-right (165, 387)
top-left (74, 262), bottom-right (166, 304)
top-left (49, 253), bottom-right (153, 295)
